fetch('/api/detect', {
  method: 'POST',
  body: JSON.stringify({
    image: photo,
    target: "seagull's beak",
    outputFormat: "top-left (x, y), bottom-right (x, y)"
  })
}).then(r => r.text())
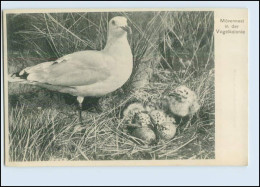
top-left (120, 26), bottom-right (132, 34)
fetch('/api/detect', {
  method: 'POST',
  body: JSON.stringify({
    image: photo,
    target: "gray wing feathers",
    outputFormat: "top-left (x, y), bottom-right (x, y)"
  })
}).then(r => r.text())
top-left (20, 51), bottom-right (111, 87)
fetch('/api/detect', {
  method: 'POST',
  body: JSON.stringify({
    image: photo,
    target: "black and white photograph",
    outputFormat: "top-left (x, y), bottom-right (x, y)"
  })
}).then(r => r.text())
top-left (5, 10), bottom-right (215, 163)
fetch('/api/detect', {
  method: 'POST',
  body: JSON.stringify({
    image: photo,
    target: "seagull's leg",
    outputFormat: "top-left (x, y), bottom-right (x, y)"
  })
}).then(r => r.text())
top-left (77, 96), bottom-right (84, 124)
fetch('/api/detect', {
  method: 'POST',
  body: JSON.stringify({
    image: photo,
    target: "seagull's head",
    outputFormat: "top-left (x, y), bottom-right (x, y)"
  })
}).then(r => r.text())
top-left (108, 16), bottom-right (132, 37)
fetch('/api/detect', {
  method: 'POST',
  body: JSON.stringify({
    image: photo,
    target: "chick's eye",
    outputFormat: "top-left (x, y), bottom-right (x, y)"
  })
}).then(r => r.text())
top-left (111, 20), bottom-right (116, 25)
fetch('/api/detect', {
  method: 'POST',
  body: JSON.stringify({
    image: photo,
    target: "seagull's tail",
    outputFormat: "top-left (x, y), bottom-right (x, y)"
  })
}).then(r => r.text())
top-left (8, 70), bottom-right (71, 93)
top-left (8, 71), bottom-right (31, 84)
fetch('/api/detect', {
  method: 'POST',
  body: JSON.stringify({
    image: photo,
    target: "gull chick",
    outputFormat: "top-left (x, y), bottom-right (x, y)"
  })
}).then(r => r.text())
top-left (9, 16), bottom-right (133, 121)
top-left (163, 85), bottom-right (200, 117)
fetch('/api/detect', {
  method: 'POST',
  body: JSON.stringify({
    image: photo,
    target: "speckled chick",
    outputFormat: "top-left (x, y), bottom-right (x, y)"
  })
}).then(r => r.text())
top-left (123, 102), bottom-right (145, 119)
top-left (163, 85), bottom-right (200, 117)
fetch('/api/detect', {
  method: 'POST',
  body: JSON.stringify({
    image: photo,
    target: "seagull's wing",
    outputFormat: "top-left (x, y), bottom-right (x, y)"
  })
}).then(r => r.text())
top-left (20, 51), bottom-right (113, 87)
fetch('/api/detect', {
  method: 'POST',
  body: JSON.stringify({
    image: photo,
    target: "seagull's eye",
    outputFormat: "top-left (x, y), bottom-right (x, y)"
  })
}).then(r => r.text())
top-left (111, 20), bottom-right (116, 25)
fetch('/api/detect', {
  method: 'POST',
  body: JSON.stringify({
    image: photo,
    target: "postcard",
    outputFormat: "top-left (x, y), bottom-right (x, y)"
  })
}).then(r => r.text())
top-left (3, 8), bottom-right (248, 166)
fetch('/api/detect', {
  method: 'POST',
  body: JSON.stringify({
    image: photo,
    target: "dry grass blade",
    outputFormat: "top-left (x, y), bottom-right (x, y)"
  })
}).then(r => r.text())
top-left (159, 136), bottom-right (198, 157)
top-left (46, 13), bottom-right (96, 49)
top-left (72, 141), bottom-right (90, 160)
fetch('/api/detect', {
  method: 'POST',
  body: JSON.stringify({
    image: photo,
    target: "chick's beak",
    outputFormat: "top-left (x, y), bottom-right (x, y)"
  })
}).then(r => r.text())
top-left (120, 25), bottom-right (132, 34)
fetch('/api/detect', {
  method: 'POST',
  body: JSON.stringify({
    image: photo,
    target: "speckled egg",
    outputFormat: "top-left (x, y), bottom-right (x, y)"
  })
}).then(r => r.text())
top-left (149, 110), bottom-right (166, 125)
top-left (134, 112), bottom-right (152, 127)
top-left (131, 127), bottom-right (156, 145)
top-left (157, 122), bottom-right (177, 140)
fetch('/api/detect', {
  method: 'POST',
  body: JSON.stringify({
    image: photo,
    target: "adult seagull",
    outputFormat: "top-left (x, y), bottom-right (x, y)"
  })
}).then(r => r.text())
top-left (9, 16), bottom-right (133, 121)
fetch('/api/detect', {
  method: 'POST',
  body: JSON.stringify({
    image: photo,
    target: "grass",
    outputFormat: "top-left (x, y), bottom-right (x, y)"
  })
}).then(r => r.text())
top-left (7, 11), bottom-right (215, 161)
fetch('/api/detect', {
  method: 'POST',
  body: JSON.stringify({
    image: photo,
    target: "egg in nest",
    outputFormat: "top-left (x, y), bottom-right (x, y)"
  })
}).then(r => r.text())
top-left (131, 127), bottom-right (156, 145)
top-left (149, 109), bottom-right (167, 125)
top-left (157, 122), bottom-right (177, 140)
top-left (149, 110), bottom-right (177, 141)
top-left (134, 112), bottom-right (153, 128)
